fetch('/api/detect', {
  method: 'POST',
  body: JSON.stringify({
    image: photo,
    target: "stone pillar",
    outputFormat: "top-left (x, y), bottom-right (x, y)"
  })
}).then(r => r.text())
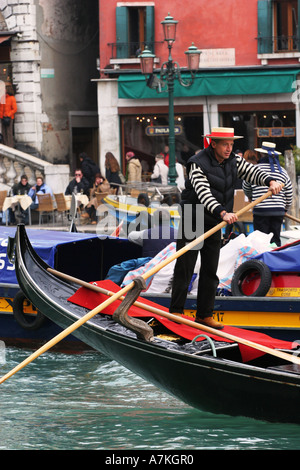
top-left (44, 164), bottom-right (70, 194)
top-left (203, 99), bottom-right (219, 139)
top-left (97, 79), bottom-right (120, 175)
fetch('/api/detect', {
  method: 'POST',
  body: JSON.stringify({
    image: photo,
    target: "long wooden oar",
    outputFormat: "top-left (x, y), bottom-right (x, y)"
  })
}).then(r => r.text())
top-left (46, 266), bottom-right (300, 366)
top-left (1, 188), bottom-right (290, 384)
top-left (285, 213), bottom-right (300, 224)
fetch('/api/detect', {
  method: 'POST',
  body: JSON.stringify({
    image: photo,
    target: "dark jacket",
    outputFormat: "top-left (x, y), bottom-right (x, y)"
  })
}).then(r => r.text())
top-left (182, 146), bottom-right (237, 215)
top-left (12, 181), bottom-right (31, 195)
top-left (105, 169), bottom-right (122, 187)
top-left (142, 226), bottom-right (177, 258)
top-left (65, 177), bottom-right (90, 196)
top-left (81, 156), bottom-right (100, 187)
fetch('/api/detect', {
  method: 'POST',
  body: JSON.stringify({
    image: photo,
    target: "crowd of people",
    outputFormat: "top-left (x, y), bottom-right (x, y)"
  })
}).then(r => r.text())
top-left (4, 174), bottom-right (55, 225)
top-left (2, 138), bottom-right (293, 242)
top-left (2, 147), bottom-right (181, 225)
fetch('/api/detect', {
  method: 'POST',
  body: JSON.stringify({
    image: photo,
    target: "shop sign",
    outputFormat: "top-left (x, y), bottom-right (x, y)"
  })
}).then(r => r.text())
top-left (41, 68), bottom-right (55, 78)
top-left (257, 127), bottom-right (295, 138)
top-left (199, 48), bottom-right (235, 67)
top-left (145, 125), bottom-right (183, 136)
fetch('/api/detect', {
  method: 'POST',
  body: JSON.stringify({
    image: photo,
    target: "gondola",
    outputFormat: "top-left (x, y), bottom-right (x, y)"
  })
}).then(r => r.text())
top-left (9, 224), bottom-right (300, 424)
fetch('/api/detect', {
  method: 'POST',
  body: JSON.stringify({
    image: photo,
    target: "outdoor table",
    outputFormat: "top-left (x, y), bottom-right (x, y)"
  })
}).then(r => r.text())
top-left (64, 194), bottom-right (89, 210)
top-left (3, 195), bottom-right (33, 225)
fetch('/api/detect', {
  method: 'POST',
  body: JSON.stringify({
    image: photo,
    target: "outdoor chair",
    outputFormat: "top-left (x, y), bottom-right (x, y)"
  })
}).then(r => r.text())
top-left (0, 190), bottom-right (8, 225)
top-left (54, 193), bottom-right (69, 223)
top-left (36, 193), bottom-right (56, 225)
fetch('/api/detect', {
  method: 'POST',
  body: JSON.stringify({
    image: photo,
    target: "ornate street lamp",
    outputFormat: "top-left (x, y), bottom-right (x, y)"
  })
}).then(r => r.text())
top-left (139, 13), bottom-right (201, 186)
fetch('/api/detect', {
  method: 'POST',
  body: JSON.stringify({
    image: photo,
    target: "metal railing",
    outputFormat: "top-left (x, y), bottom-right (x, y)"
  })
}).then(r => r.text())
top-left (257, 35), bottom-right (299, 53)
top-left (107, 41), bottom-right (163, 59)
top-left (0, 144), bottom-right (52, 189)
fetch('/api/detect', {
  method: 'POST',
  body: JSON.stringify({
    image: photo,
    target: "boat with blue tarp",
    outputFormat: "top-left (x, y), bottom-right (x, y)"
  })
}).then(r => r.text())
top-left (0, 226), bottom-right (141, 350)
top-left (3, 220), bottom-right (300, 348)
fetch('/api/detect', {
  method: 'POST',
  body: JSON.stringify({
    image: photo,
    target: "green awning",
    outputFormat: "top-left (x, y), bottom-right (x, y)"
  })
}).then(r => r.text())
top-left (118, 69), bottom-right (300, 100)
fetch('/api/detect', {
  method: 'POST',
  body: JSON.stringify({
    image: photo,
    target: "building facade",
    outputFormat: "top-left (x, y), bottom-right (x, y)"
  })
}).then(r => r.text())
top-left (0, 0), bottom-right (99, 171)
top-left (97, 0), bottom-right (300, 175)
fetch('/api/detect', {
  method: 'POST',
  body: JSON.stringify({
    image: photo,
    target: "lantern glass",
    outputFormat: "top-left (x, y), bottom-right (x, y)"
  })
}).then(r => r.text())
top-left (141, 56), bottom-right (154, 75)
top-left (185, 43), bottom-right (201, 70)
top-left (139, 48), bottom-right (155, 75)
top-left (161, 14), bottom-right (178, 42)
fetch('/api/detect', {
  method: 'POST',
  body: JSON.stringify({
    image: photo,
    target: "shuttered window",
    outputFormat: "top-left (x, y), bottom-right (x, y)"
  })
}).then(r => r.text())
top-left (257, 0), bottom-right (300, 53)
top-left (257, 0), bottom-right (273, 53)
top-left (116, 5), bottom-right (154, 59)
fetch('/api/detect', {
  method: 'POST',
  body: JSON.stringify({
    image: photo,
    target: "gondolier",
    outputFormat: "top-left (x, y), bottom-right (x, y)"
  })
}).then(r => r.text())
top-left (169, 127), bottom-right (283, 329)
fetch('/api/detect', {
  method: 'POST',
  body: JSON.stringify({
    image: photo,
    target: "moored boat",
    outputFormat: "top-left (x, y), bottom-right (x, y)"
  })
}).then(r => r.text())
top-left (9, 224), bottom-right (300, 423)
top-left (103, 182), bottom-right (181, 231)
top-left (0, 225), bottom-right (141, 350)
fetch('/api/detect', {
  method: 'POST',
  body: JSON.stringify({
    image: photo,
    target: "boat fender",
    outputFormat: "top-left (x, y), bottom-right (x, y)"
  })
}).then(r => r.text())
top-left (231, 259), bottom-right (272, 297)
top-left (12, 290), bottom-right (46, 330)
top-left (137, 193), bottom-right (150, 207)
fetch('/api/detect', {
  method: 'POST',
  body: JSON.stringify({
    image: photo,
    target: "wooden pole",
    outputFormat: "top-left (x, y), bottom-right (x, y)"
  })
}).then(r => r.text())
top-left (47, 267), bottom-right (300, 365)
top-left (285, 213), bottom-right (300, 224)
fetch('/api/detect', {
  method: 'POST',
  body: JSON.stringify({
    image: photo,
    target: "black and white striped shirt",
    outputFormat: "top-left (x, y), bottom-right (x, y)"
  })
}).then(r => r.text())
top-left (242, 160), bottom-right (293, 216)
top-left (189, 154), bottom-right (274, 216)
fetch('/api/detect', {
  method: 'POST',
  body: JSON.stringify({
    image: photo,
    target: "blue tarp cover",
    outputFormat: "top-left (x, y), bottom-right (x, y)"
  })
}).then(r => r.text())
top-left (254, 241), bottom-right (300, 272)
top-left (0, 226), bottom-right (99, 285)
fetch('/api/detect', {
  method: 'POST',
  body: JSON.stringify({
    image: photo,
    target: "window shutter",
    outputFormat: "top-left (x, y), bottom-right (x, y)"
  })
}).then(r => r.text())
top-left (145, 6), bottom-right (155, 53)
top-left (116, 6), bottom-right (129, 58)
top-left (257, 0), bottom-right (273, 53)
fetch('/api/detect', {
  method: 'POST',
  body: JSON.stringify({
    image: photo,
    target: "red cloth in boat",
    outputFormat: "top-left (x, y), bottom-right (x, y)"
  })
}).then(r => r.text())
top-left (68, 279), bottom-right (296, 363)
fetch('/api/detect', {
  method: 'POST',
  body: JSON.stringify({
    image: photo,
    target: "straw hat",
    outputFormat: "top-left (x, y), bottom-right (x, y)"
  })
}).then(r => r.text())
top-left (254, 141), bottom-right (281, 155)
top-left (203, 127), bottom-right (243, 148)
top-left (203, 127), bottom-right (243, 140)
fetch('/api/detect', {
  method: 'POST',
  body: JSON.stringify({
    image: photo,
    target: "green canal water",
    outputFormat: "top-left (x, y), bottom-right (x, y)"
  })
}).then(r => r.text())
top-left (0, 345), bottom-right (299, 451)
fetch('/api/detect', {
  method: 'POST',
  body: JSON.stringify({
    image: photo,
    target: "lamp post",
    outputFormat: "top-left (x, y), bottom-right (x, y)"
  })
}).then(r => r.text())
top-left (139, 13), bottom-right (201, 186)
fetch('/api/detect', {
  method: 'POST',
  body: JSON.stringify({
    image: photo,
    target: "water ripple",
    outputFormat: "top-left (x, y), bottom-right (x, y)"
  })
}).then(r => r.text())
top-left (0, 347), bottom-right (300, 450)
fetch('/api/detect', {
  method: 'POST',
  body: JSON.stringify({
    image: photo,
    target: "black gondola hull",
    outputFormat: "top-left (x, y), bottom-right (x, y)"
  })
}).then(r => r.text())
top-left (13, 225), bottom-right (300, 423)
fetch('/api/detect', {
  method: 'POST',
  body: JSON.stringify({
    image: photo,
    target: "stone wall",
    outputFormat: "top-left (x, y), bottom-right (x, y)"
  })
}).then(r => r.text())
top-left (0, 0), bottom-right (99, 167)
top-left (0, 0), bottom-right (44, 156)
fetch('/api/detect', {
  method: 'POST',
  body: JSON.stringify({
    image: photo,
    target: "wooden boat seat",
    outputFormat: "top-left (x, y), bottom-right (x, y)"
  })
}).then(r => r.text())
top-left (36, 193), bottom-right (55, 225)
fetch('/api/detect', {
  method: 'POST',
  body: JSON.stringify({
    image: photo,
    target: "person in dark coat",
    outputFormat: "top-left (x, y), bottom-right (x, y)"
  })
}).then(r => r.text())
top-left (65, 169), bottom-right (90, 196)
top-left (128, 209), bottom-right (177, 258)
top-left (79, 152), bottom-right (100, 188)
top-left (9, 174), bottom-right (31, 224)
top-left (12, 174), bottom-right (31, 196)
